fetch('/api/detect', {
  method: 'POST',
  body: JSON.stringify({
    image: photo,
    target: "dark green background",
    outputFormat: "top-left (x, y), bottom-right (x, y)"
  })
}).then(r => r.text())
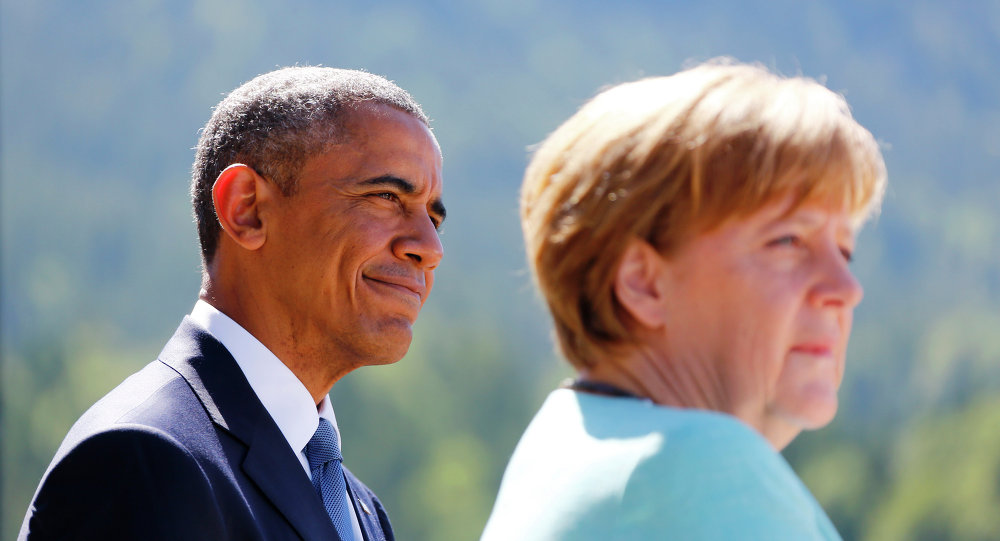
top-left (3, 1), bottom-right (999, 539)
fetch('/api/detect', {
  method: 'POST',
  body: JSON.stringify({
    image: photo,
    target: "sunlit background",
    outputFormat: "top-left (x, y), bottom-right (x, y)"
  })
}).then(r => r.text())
top-left (3, 1), bottom-right (999, 539)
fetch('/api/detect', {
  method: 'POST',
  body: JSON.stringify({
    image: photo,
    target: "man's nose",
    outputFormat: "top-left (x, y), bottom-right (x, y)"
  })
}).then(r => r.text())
top-left (392, 214), bottom-right (444, 270)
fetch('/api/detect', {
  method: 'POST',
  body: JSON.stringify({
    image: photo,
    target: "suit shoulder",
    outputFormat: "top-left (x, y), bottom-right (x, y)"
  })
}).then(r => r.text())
top-left (65, 360), bottom-right (189, 433)
top-left (46, 423), bottom-right (206, 476)
top-left (63, 360), bottom-right (211, 449)
top-left (23, 424), bottom-right (227, 540)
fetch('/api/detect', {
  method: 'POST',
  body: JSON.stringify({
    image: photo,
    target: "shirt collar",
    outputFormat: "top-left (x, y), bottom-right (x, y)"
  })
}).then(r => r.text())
top-left (189, 299), bottom-right (341, 456)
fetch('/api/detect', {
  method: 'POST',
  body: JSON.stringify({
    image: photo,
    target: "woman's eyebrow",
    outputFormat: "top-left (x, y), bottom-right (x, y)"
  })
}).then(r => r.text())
top-left (773, 209), bottom-right (826, 229)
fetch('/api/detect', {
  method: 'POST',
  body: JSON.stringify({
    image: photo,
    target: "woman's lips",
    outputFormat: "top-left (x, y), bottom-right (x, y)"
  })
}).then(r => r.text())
top-left (789, 343), bottom-right (834, 356)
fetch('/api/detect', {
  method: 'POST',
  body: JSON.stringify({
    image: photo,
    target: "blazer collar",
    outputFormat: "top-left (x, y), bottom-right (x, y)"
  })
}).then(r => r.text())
top-left (157, 318), bottom-right (346, 541)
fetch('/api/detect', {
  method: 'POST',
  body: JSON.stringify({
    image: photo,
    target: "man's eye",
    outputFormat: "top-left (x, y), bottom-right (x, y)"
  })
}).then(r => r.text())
top-left (840, 247), bottom-right (854, 263)
top-left (374, 192), bottom-right (398, 202)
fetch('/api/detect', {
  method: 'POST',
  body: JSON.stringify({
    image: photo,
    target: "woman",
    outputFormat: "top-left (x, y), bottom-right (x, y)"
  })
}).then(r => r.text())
top-left (481, 60), bottom-right (886, 540)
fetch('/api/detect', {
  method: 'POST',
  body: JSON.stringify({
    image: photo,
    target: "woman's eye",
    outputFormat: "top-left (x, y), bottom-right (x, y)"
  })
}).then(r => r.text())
top-left (840, 247), bottom-right (854, 262)
top-left (767, 235), bottom-right (801, 248)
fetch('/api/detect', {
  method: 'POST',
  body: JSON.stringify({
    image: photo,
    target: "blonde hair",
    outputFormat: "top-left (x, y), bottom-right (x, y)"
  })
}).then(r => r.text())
top-left (522, 60), bottom-right (887, 369)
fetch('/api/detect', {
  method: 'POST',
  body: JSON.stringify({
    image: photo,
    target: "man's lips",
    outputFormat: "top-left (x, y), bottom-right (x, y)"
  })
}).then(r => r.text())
top-left (363, 275), bottom-right (426, 301)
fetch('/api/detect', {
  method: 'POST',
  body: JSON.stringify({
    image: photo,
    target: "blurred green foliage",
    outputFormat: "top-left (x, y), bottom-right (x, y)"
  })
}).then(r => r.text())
top-left (3, 0), bottom-right (999, 539)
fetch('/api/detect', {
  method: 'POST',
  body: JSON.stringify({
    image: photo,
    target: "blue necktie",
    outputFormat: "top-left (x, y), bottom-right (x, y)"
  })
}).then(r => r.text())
top-left (304, 418), bottom-right (353, 540)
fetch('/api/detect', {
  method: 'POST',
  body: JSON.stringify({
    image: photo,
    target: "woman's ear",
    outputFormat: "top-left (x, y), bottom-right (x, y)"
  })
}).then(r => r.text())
top-left (212, 164), bottom-right (269, 251)
top-left (613, 237), bottom-right (669, 329)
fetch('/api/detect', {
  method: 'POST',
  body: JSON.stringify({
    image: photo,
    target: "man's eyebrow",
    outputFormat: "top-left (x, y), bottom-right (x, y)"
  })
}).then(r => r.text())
top-left (359, 175), bottom-right (416, 193)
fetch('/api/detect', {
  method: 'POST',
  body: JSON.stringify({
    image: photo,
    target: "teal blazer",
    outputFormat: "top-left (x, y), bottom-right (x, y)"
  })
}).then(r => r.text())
top-left (481, 389), bottom-right (841, 540)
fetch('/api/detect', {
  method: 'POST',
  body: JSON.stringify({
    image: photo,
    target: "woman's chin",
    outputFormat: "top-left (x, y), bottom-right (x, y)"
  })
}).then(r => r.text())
top-left (772, 389), bottom-right (840, 432)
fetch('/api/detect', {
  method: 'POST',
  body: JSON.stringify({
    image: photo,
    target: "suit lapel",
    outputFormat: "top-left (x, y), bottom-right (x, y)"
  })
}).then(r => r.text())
top-left (242, 422), bottom-right (341, 541)
top-left (158, 318), bottom-right (342, 541)
top-left (344, 469), bottom-right (387, 541)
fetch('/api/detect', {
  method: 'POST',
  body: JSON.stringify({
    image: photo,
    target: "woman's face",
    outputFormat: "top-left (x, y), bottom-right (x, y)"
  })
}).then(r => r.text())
top-left (656, 194), bottom-right (862, 446)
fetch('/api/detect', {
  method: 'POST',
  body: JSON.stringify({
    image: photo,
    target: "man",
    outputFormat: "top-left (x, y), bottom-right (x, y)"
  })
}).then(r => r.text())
top-left (19, 67), bottom-right (445, 540)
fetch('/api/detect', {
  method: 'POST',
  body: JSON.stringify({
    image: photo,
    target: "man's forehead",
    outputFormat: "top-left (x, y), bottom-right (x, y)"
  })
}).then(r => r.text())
top-left (333, 105), bottom-right (437, 157)
top-left (341, 102), bottom-right (432, 133)
top-left (340, 106), bottom-right (442, 183)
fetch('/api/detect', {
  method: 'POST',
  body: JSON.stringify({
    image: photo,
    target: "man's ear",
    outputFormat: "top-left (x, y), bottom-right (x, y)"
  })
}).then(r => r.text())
top-left (613, 237), bottom-right (669, 329)
top-left (212, 164), bottom-right (270, 251)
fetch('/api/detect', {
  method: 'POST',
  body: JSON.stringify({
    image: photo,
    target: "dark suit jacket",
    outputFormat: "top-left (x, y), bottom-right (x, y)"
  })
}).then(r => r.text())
top-left (19, 318), bottom-right (395, 541)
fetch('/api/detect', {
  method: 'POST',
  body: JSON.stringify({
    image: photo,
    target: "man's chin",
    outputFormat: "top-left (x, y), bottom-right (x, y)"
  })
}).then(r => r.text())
top-left (365, 350), bottom-right (410, 367)
top-left (362, 322), bottom-right (415, 366)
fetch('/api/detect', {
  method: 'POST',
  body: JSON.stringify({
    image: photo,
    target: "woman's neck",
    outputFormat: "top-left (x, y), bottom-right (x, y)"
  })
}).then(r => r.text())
top-left (578, 345), bottom-right (799, 450)
top-left (580, 345), bottom-right (720, 409)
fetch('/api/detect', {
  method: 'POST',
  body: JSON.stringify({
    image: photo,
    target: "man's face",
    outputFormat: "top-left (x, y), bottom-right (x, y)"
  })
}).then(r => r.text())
top-left (261, 103), bottom-right (444, 367)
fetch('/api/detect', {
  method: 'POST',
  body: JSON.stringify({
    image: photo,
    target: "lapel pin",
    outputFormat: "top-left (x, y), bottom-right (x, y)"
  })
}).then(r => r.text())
top-left (358, 499), bottom-right (373, 515)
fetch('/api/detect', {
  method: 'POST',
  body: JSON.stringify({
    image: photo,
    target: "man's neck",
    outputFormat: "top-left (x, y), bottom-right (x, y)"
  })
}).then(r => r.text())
top-left (197, 286), bottom-right (353, 405)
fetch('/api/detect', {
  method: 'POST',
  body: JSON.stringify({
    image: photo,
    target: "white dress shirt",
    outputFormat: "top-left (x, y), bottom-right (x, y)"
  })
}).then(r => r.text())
top-left (189, 299), bottom-right (362, 541)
